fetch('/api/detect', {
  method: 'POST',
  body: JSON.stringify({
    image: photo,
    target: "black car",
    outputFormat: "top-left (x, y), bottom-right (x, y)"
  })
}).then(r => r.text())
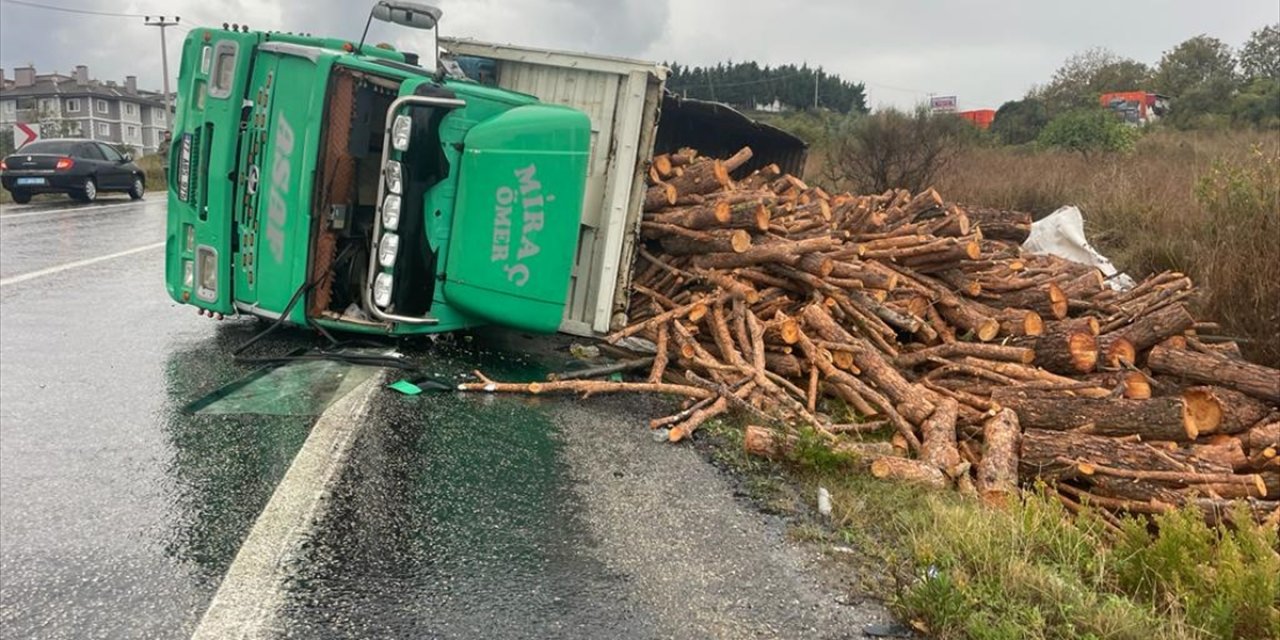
top-left (1, 138), bottom-right (146, 204)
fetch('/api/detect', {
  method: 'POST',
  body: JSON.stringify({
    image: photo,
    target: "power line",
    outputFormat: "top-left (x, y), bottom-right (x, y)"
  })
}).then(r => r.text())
top-left (0, 0), bottom-right (147, 18)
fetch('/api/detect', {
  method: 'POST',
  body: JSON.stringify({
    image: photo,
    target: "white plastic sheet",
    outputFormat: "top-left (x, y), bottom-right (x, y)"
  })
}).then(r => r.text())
top-left (1021, 206), bottom-right (1136, 291)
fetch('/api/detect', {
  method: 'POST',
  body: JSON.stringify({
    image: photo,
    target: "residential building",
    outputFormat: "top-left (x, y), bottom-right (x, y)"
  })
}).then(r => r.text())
top-left (0, 65), bottom-right (170, 154)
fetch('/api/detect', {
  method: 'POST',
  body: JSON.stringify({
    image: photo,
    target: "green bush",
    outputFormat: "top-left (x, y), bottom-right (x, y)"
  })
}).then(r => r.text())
top-left (1037, 109), bottom-right (1138, 155)
top-left (991, 98), bottom-right (1050, 145)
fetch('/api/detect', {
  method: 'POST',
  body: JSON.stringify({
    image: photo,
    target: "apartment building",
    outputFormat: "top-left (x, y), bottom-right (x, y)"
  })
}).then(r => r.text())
top-left (0, 65), bottom-right (170, 154)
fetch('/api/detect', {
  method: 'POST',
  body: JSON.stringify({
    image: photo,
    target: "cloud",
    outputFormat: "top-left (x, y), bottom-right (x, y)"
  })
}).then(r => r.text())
top-left (1, 0), bottom-right (1275, 109)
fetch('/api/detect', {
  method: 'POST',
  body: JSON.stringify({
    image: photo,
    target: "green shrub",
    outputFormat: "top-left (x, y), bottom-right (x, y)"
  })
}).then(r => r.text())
top-left (1037, 109), bottom-right (1138, 155)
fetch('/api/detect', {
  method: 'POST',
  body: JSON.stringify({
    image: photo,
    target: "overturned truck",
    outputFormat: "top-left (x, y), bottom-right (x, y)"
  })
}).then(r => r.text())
top-left (163, 7), bottom-right (804, 337)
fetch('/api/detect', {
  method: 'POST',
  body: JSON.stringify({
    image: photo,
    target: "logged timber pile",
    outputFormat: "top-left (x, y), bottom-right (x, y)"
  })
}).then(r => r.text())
top-left (459, 147), bottom-right (1280, 526)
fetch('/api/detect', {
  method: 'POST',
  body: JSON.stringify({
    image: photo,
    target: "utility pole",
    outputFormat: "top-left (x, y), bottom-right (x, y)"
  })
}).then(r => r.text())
top-left (814, 71), bottom-right (820, 110)
top-left (144, 15), bottom-right (180, 128)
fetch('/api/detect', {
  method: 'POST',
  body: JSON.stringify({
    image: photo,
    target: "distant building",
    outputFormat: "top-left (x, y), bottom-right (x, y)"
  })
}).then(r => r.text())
top-left (751, 98), bottom-right (790, 114)
top-left (0, 65), bottom-right (170, 154)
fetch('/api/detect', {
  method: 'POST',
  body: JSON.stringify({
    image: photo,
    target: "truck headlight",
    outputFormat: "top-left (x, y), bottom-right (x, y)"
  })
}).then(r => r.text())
top-left (373, 273), bottom-right (394, 307)
top-left (384, 160), bottom-right (403, 195)
top-left (391, 114), bottom-right (412, 151)
top-left (378, 233), bottom-right (400, 268)
top-left (196, 245), bottom-right (217, 302)
top-left (381, 194), bottom-right (401, 231)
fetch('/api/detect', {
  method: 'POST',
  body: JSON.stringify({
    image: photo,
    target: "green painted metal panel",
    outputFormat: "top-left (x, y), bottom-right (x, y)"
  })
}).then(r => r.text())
top-left (441, 105), bottom-right (591, 333)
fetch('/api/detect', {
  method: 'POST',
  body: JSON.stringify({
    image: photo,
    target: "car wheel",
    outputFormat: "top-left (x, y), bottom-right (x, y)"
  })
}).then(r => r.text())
top-left (74, 177), bottom-right (97, 203)
top-left (11, 190), bottom-right (32, 204)
top-left (128, 175), bottom-right (145, 200)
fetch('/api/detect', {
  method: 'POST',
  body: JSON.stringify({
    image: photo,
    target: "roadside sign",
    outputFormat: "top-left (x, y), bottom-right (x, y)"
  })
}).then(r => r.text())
top-left (929, 96), bottom-right (957, 113)
top-left (14, 122), bottom-right (40, 148)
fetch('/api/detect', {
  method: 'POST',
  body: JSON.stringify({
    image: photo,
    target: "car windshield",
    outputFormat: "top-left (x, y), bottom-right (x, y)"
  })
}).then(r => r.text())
top-left (16, 141), bottom-right (78, 155)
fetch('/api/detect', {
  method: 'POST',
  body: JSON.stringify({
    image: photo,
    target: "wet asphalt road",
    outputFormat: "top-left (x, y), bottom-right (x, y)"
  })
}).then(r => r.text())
top-left (0, 195), bottom-right (316, 637)
top-left (0, 196), bottom-right (894, 639)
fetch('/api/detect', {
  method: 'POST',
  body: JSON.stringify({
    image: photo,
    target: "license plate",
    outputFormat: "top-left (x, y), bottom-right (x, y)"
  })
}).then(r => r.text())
top-left (16, 177), bottom-right (46, 186)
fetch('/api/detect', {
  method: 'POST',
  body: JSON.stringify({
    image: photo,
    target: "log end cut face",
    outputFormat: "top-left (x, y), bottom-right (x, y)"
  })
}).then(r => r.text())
top-left (1180, 388), bottom-right (1223, 439)
top-left (1067, 333), bottom-right (1099, 373)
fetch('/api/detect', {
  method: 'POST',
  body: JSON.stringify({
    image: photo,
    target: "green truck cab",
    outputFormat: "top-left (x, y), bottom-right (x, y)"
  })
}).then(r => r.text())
top-left (164, 6), bottom-right (591, 335)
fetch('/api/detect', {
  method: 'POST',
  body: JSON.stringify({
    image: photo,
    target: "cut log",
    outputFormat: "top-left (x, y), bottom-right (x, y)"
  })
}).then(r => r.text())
top-left (870, 457), bottom-right (950, 489)
top-left (1098, 303), bottom-right (1195, 354)
top-left (743, 424), bottom-right (897, 462)
top-left (1080, 370), bottom-right (1152, 399)
top-left (1244, 421), bottom-right (1280, 456)
top-left (692, 237), bottom-right (841, 270)
top-left (1100, 337), bottom-right (1137, 368)
top-left (964, 206), bottom-right (1032, 243)
top-left (667, 159), bottom-right (731, 197)
top-left (1147, 342), bottom-right (1280, 403)
top-left (1189, 438), bottom-right (1249, 472)
top-left (1029, 323), bottom-right (1098, 374)
top-left (1020, 429), bottom-right (1232, 483)
top-left (651, 226), bottom-right (752, 256)
top-left (800, 304), bottom-right (936, 424)
top-left (723, 146), bottom-right (755, 174)
top-left (996, 308), bottom-right (1044, 337)
top-left (1181, 386), bottom-right (1274, 435)
top-left (1000, 281), bottom-right (1068, 320)
top-left (991, 387), bottom-right (1213, 442)
top-left (457, 373), bottom-right (715, 400)
top-left (976, 408), bottom-right (1021, 505)
top-left (919, 398), bottom-right (962, 475)
top-left (894, 343), bottom-right (1036, 369)
top-left (648, 201), bottom-right (731, 230)
top-left (644, 183), bottom-right (677, 212)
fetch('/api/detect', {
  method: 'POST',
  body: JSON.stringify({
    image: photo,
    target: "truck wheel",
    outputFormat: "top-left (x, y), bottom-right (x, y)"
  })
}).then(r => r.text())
top-left (74, 177), bottom-right (97, 203)
top-left (128, 176), bottom-right (145, 200)
top-left (11, 190), bottom-right (31, 204)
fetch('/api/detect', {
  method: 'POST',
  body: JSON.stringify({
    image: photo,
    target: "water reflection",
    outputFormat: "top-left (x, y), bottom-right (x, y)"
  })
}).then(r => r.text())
top-left (158, 323), bottom-right (320, 582)
top-left (282, 333), bottom-right (634, 637)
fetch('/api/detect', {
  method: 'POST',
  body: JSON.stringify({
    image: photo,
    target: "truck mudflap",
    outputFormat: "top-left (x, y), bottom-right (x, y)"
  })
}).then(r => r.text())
top-left (442, 104), bottom-right (591, 333)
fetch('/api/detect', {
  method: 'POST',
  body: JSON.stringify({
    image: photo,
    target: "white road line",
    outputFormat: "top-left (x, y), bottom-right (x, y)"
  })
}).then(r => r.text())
top-left (0, 241), bottom-right (166, 288)
top-left (191, 373), bottom-right (385, 640)
top-left (0, 199), bottom-right (163, 221)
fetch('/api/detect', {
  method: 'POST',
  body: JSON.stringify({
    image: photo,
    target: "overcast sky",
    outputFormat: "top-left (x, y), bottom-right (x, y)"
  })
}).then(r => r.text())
top-left (2, 0), bottom-right (1276, 110)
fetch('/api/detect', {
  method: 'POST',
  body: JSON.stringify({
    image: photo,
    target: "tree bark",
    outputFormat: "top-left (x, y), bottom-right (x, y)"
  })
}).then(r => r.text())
top-left (976, 408), bottom-right (1020, 505)
top-left (919, 398), bottom-right (962, 475)
top-left (870, 457), bottom-right (951, 489)
top-left (991, 387), bottom-right (1212, 442)
top-left (666, 159), bottom-right (731, 197)
top-left (1148, 342), bottom-right (1280, 403)
top-left (1028, 323), bottom-right (1098, 374)
top-left (644, 183), bottom-right (677, 212)
top-left (1097, 302), bottom-right (1195, 355)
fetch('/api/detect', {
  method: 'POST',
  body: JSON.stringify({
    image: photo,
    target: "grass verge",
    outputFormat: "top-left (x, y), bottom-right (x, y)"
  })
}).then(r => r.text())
top-left (701, 419), bottom-right (1280, 640)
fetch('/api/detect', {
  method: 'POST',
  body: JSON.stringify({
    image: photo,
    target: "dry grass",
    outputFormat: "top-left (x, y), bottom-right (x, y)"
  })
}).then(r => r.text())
top-left (931, 130), bottom-right (1280, 365)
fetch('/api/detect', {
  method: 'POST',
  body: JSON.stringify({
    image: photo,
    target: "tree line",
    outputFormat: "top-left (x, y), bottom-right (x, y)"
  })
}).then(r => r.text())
top-left (664, 61), bottom-right (869, 115)
top-left (991, 24), bottom-right (1280, 146)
